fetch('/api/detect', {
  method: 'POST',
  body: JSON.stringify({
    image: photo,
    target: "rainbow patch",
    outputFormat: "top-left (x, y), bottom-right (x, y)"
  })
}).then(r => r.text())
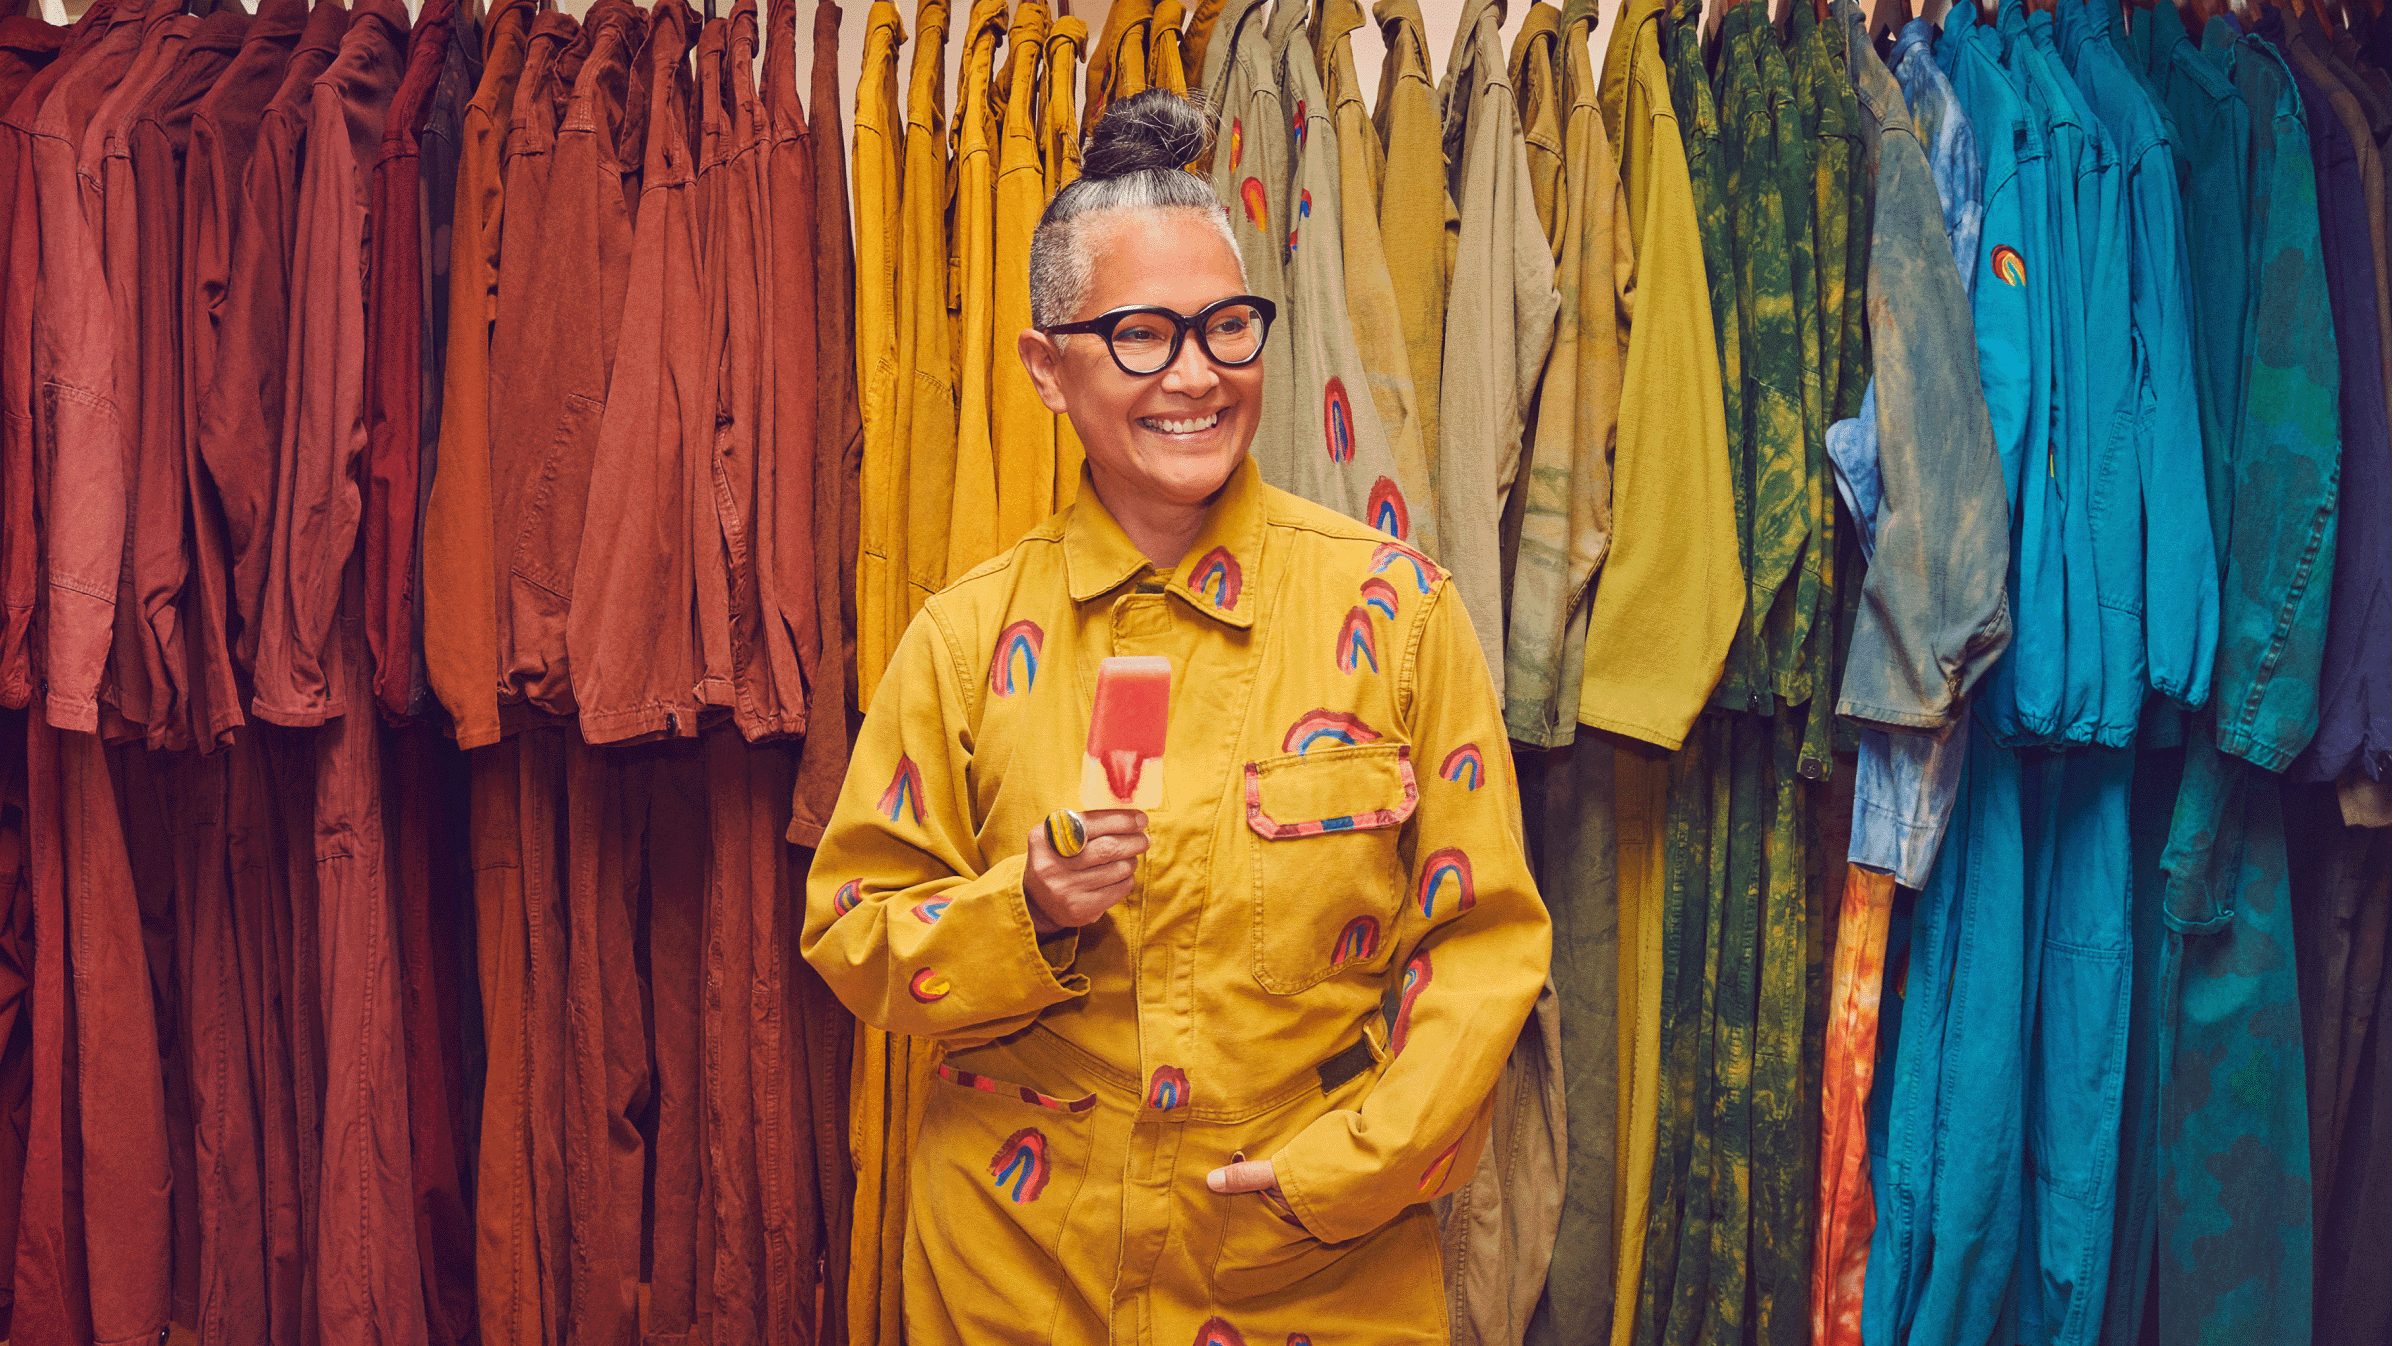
top-left (908, 968), bottom-right (952, 1003)
top-left (1991, 244), bottom-right (2025, 287)
top-left (989, 1127), bottom-right (1052, 1203)
top-left (1292, 100), bottom-right (1307, 147)
top-left (1288, 1338), bottom-right (1314, 1346)
top-left (878, 755), bottom-right (924, 825)
top-left (1229, 116), bottom-right (1243, 169)
top-left (1286, 189), bottom-right (1312, 259)
top-left (1360, 576), bottom-right (1401, 621)
top-left (1391, 952), bottom-right (1432, 1054)
top-left (1418, 1136), bottom-right (1464, 1194)
top-left (1416, 847), bottom-right (1475, 917)
top-left (1336, 607), bottom-right (1378, 674)
top-left (1367, 475), bottom-right (1409, 539)
top-left (911, 897), bottom-right (950, 924)
top-left (1330, 915), bottom-right (1380, 965)
top-left (1240, 176), bottom-right (1268, 229)
top-left (989, 620), bottom-right (1043, 697)
top-left (1189, 545), bottom-right (1243, 609)
top-left (832, 879), bottom-right (862, 916)
top-left (1440, 743), bottom-right (1484, 791)
top-left (1193, 1318), bottom-right (1249, 1346)
top-left (1281, 709), bottom-right (1381, 755)
top-left (1323, 377), bottom-right (1355, 464)
top-left (1370, 541), bottom-right (1435, 593)
top-left (1144, 1065), bottom-right (1190, 1111)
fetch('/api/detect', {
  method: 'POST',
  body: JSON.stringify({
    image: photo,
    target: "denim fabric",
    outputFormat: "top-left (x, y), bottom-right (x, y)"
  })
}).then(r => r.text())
top-left (1891, 19), bottom-right (1984, 274)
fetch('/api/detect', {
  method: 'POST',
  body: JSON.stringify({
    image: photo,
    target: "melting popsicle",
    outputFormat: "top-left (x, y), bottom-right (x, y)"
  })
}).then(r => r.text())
top-left (1082, 656), bottom-right (1171, 810)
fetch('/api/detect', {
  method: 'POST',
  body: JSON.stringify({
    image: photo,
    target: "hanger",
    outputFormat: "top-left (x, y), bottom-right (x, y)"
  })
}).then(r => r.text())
top-left (1868, 0), bottom-right (1908, 43)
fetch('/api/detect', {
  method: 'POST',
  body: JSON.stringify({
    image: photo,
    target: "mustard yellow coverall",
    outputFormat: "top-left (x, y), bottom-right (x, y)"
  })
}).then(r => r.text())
top-left (804, 459), bottom-right (1551, 1344)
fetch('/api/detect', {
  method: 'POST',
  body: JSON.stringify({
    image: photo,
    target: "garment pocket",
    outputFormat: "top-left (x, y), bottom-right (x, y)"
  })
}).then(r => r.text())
top-left (508, 392), bottom-right (606, 598)
top-left (916, 1053), bottom-right (1097, 1272)
top-left (1244, 744), bottom-right (1417, 994)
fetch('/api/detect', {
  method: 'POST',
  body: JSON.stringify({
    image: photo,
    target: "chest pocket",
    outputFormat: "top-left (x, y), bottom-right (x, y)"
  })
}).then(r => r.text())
top-left (1243, 744), bottom-right (1418, 993)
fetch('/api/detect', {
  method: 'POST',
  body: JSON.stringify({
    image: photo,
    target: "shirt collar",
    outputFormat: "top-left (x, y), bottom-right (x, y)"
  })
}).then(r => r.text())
top-left (1062, 457), bottom-right (1266, 629)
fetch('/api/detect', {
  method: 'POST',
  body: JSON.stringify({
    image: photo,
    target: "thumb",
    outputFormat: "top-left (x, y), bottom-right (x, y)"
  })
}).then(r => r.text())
top-left (1206, 1159), bottom-right (1278, 1194)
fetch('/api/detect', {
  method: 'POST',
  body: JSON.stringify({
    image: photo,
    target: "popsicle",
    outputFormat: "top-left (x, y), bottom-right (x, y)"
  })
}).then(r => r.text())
top-left (1081, 656), bottom-right (1172, 810)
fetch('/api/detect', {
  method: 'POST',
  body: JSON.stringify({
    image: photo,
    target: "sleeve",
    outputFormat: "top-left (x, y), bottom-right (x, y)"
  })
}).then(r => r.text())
top-left (2128, 153), bottom-right (2217, 709)
top-left (798, 601), bottom-right (1089, 1046)
top-left (1267, 579), bottom-right (1553, 1245)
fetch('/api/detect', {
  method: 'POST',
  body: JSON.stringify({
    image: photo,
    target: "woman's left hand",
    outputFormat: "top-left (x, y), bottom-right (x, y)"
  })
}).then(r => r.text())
top-left (1206, 1158), bottom-right (1277, 1194)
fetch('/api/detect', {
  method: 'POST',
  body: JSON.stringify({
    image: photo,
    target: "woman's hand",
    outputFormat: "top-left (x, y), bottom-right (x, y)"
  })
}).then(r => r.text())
top-left (1206, 1159), bottom-right (1277, 1195)
top-left (1024, 809), bottom-right (1149, 933)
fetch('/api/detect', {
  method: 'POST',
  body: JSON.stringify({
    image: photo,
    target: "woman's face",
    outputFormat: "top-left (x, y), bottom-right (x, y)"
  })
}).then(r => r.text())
top-left (1020, 210), bottom-right (1262, 510)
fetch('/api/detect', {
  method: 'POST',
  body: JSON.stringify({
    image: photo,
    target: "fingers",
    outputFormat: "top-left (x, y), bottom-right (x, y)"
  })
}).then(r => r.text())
top-left (1206, 1159), bottom-right (1278, 1194)
top-left (1078, 809), bottom-right (1149, 838)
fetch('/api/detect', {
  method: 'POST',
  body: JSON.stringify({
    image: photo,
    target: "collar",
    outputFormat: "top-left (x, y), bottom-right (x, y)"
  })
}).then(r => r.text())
top-left (1062, 457), bottom-right (1266, 629)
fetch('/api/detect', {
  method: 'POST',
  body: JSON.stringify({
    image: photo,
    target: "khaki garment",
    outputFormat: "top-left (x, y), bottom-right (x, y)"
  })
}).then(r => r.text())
top-left (1438, 978), bottom-right (1568, 1346)
top-left (802, 457), bottom-right (1550, 1344)
top-left (1436, 0), bottom-right (1560, 699)
top-left (1083, 0), bottom-right (1150, 135)
top-left (1371, 0), bottom-right (1456, 491)
top-left (1501, 0), bottom-right (1628, 750)
top-left (1150, 0), bottom-right (1188, 94)
top-left (1509, 4), bottom-right (1566, 247)
top-left (1038, 15), bottom-right (1088, 504)
top-left (1204, 0), bottom-right (1297, 460)
top-left (946, 0), bottom-right (1008, 583)
top-left (1311, 0), bottom-right (1436, 559)
top-left (853, 0), bottom-right (905, 709)
top-left (1574, 0), bottom-right (1740, 750)
top-left (991, 0), bottom-right (1054, 548)
top-left (1183, 0), bottom-right (1229, 94)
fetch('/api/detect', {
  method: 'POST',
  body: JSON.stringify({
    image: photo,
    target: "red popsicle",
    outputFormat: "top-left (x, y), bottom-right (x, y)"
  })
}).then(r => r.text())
top-left (1082, 656), bottom-right (1172, 809)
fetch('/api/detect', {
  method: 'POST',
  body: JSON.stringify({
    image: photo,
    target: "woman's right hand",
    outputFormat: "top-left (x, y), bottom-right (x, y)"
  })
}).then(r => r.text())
top-left (1024, 810), bottom-right (1150, 934)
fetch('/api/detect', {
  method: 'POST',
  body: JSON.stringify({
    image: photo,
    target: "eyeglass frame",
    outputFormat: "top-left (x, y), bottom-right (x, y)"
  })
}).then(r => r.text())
top-left (1041, 295), bottom-right (1279, 377)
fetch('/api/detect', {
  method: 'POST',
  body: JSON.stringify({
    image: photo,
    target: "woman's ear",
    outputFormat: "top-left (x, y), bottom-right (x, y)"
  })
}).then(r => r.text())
top-left (1018, 329), bottom-right (1073, 415)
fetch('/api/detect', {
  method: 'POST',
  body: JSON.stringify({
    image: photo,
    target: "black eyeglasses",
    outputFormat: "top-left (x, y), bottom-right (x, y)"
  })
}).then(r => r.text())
top-left (1043, 295), bottom-right (1278, 376)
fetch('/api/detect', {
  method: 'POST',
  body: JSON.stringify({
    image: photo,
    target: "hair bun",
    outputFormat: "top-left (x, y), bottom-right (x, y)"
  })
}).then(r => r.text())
top-left (1079, 89), bottom-right (1212, 181)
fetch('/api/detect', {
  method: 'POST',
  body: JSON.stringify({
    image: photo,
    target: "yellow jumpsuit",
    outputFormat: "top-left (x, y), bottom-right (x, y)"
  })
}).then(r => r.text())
top-left (804, 459), bottom-right (1551, 1344)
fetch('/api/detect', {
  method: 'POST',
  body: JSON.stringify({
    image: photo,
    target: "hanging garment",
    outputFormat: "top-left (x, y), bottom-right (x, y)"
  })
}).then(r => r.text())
top-left (0, 14), bottom-right (62, 110)
top-left (1369, 0), bottom-right (1454, 517)
top-left (895, 0), bottom-right (956, 622)
top-left (1207, 0), bottom-right (1298, 494)
top-left (852, 0), bottom-right (905, 710)
top-left (1085, 0), bottom-right (1154, 133)
top-left (947, 0), bottom-right (1009, 585)
top-left (1151, 0), bottom-right (1188, 93)
top-left (1574, 0), bottom-right (1739, 753)
top-left (803, 456), bottom-right (1549, 1344)
top-left (1039, 11), bottom-right (1089, 505)
top-left (1508, 6), bottom-right (1565, 246)
top-left (408, 2), bottom-right (480, 731)
top-left (991, 0), bottom-right (1056, 548)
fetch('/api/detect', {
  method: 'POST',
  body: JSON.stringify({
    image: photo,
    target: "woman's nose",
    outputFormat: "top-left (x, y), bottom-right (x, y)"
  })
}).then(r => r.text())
top-left (1159, 333), bottom-right (1220, 395)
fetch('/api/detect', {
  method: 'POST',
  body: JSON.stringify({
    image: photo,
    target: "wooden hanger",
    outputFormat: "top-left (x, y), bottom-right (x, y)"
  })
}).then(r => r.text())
top-left (1868, 0), bottom-right (1908, 42)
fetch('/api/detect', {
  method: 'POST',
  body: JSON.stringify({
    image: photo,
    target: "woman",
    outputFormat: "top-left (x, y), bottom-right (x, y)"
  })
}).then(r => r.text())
top-left (802, 90), bottom-right (1549, 1344)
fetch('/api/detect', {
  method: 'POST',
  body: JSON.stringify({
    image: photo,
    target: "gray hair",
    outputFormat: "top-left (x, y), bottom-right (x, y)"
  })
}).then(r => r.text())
top-left (1028, 89), bottom-right (1243, 329)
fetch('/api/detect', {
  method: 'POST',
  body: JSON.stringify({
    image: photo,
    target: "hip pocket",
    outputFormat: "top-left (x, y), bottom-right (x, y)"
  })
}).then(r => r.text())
top-left (914, 1054), bottom-right (1098, 1267)
top-left (1244, 744), bottom-right (1417, 994)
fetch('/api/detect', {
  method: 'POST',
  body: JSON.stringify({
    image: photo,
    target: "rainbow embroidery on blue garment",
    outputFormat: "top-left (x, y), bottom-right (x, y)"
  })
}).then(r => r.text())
top-left (877, 755), bottom-right (924, 825)
top-left (1323, 377), bottom-right (1355, 464)
top-left (1145, 1065), bottom-right (1190, 1111)
top-left (1369, 541), bottom-right (1435, 593)
top-left (832, 879), bottom-right (862, 916)
top-left (1336, 608), bottom-right (1377, 674)
top-left (910, 896), bottom-right (950, 924)
top-left (989, 620), bottom-right (1043, 697)
top-left (1281, 709), bottom-right (1381, 755)
top-left (1190, 545), bottom-right (1243, 609)
top-left (1440, 743), bottom-right (1485, 790)
top-left (988, 1127), bottom-right (1052, 1203)
top-left (1367, 476), bottom-right (1409, 539)
top-left (1193, 1318), bottom-right (1249, 1346)
top-left (1330, 915), bottom-right (1380, 966)
top-left (1416, 847), bottom-right (1475, 917)
top-left (1391, 951), bottom-right (1431, 1054)
top-left (1359, 575), bottom-right (1401, 621)
top-left (908, 968), bottom-right (952, 1003)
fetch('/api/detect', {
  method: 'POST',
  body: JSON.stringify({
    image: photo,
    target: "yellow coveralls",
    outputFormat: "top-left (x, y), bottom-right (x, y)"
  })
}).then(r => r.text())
top-left (805, 459), bottom-right (1551, 1344)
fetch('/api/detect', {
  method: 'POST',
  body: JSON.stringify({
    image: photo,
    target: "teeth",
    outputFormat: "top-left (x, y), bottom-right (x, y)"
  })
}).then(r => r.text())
top-left (1141, 411), bottom-right (1222, 435)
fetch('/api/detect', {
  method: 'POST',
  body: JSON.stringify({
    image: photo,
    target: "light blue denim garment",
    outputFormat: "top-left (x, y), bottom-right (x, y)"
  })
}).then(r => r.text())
top-left (1828, 16), bottom-right (2001, 888)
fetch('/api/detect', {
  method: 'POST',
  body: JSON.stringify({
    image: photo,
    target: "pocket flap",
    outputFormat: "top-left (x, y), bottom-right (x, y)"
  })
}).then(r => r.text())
top-left (1244, 745), bottom-right (1418, 840)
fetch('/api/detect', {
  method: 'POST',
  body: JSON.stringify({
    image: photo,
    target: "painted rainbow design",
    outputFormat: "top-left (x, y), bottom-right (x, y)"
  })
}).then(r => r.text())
top-left (1360, 576), bottom-right (1401, 621)
top-left (878, 755), bottom-right (924, 825)
top-left (1229, 116), bottom-right (1243, 169)
top-left (908, 968), bottom-right (952, 1003)
top-left (1367, 475), bottom-right (1409, 539)
top-left (1323, 377), bottom-right (1355, 464)
top-left (989, 1127), bottom-right (1052, 1203)
top-left (1440, 743), bottom-right (1485, 791)
top-left (1189, 545), bottom-right (1243, 609)
top-left (989, 620), bottom-right (1043, 697)
top-left (1240, 176), bottom-right (1268, 229)
top-left (832, 879), bottom-right (862, 916)
top-left (1193, 1318), bottom-right (1249, 1346)
top-left (1286, 189), bottom-right (1313, 259)
top-left (1144, 1065), bottom-right (1190, 1111)
top-left (1336, 607), bottom-right (1377, 674)
top-left (1391, 951), bottom-right (1431, 1054)
top-left (1281, 709), bottom-right (1381, 756)
top-left (1288, 1338), bottom-right (1314, 1346)
top-left (1330, 915), bottom-right (1380, 966)
top-left (1418, 1136), bottom-right (1464, 1194)
top-left (1416, 847), bottom-right (1475, 918)
top-left (1292, 100), bottom-right (1307, 146)
top-left (1370, 541), bottom-right (1435, 593)
top-left (1991, 244), bottom-right (2025, 287)
top-left (911, 897), bottom-right (950, 924)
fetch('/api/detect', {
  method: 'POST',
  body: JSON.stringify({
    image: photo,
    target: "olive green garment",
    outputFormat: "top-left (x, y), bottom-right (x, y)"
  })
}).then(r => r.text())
top-left (1758, 8), bottom-right (1826, 716)
top-left (1438, 0), bottom-right (1561, 695)
top-left (1577, 0), bottom-right (1743, 753)
top-left (1372, 0), bottom-right (1458, 491)
top-left (1312, 0), bottom-right (1438, 558)
top-left (946, 0), bottom-right (1008, 583)
top-left (1503, 0), bottom-right (1632, 753)
top-left (1205, 0), bottom-right (1299, 468)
